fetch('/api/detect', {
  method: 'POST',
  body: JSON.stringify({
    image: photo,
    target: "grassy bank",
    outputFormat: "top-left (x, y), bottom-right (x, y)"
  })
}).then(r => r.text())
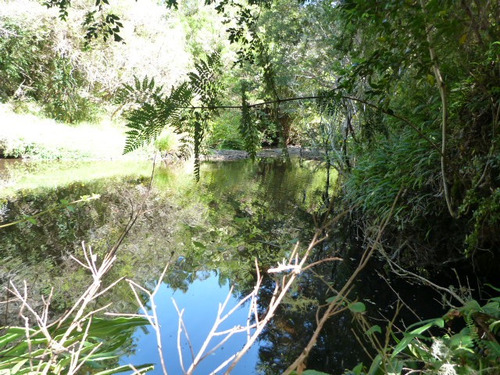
top-left (0, 103), bottom-right (141, 160)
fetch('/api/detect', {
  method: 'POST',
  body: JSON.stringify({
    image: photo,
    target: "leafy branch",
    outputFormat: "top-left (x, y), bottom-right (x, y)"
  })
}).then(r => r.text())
top-left (123, 51), bottom-right (222, 179)
top-left (123, 82), bottom-right (193, 154)
top-left (44, 0), bottom-right (124, 44)
top-left (175, 92), bottom-right (441, 154)
top-left (0, 195), bottom-right (101, 229)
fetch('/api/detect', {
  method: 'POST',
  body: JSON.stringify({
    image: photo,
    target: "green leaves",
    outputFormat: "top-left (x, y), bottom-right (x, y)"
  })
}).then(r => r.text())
top-left (348, 301), bottom-right (366, 314)
top-left (123, 82), bottom-right (193, 154)
top-left (188, 51), bottom-right (222, 108)
top-left (0, 194), bottom-right (101, 229)
top-left (365, 325), bottom-right (382, 336)
top-left (391, 317), bottom-right (445, 358)
top-left (239, 81), bottom-right (259, 159)
top-left (45, 0), bottom-right (124, 43)
top-left (123, 51), bottom-right (223, 180)
top-left (0, 317), bottom-right (150, 374)
top-left (116, 76), bottom-right (165, 107)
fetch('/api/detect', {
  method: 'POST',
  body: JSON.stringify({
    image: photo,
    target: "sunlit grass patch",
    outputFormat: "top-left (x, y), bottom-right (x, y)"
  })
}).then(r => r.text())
top-left (0, 103), bottom-right (136, 160)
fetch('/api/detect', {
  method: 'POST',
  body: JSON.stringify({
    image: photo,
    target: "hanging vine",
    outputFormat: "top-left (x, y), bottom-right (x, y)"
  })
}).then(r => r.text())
top-left (239, 81), bottom-right (259, 159)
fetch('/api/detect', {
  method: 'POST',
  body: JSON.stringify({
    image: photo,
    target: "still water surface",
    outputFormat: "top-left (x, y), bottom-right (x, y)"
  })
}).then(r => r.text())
top-left (0, 158), bottom-right (443, 374)
top-left (119, 272), bottom-right (261, 374)
top-left (1, 158), bottom-right (331, 373)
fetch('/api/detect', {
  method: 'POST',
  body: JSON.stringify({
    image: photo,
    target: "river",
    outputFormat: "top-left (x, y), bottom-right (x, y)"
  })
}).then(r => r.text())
top-left (0, 157), bottom-right (446, 374)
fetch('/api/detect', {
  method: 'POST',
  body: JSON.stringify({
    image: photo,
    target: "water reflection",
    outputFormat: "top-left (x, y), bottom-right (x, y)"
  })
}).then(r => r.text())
top-left (0, 158), bottom-right (330, 373)
top-left (1, 157), bottom-right (448, 374)
top-left (120, 272), bottom-right (260, 374)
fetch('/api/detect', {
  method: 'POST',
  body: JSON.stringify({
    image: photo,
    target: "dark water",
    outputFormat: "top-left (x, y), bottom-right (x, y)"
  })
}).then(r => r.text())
top-left (0, 158), bottom-right (448, 374)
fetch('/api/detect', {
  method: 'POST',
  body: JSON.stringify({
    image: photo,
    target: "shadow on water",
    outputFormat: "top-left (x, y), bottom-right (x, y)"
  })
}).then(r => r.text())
top-left (0, 158), bottom-right (454, 374)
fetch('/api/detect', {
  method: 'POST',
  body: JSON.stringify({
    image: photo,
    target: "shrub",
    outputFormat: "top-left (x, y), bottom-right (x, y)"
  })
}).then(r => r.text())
top-left (344, 291), bottom-right (500, 375)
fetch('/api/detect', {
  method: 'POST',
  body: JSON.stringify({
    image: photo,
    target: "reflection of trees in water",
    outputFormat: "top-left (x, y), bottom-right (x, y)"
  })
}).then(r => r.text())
top-left (1, 158), bottom-right (332, 370)
top-left (167, 159), bottom-right (325, 290)
top-left (253, 258), bottom-right (373, 374)
top-left (253, 230), bottom-right (450, 375)
top-left (0, 176), bottom-right (182, 325)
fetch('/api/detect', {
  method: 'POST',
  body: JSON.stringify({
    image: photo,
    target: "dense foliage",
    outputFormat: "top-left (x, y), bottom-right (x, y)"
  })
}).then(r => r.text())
top-left (0, 0), bottom-right (189, 123)
top-left (108, 0), bottom-right (500, 275)
top-left (1, 0), bottom-right (499, 373)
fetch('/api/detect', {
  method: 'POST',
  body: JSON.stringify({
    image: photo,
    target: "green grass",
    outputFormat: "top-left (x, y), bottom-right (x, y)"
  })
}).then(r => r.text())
top-left (0, 103), bottom-right (149, 160)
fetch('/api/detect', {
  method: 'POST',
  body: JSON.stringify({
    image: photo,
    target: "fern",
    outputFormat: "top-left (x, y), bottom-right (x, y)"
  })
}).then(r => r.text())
top-left (123, 82), bottom-right (192, 153)
top-left (115, 75), bottom-right (164, 106)
top-left (188, 51), bottom-right (222, 108)
top-left (193, 112), bottom-right (204, 180)
top-left (123, 51), bottom-right (223, 181)
top-left (316, 89), bottom-right (342, 117)
top-left (187, 51), bottom-right (223, 178)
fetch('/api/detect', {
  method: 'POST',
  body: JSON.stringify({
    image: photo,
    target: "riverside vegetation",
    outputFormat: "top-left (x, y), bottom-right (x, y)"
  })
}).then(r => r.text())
top-left (0, 0), bottom-right (499, 374)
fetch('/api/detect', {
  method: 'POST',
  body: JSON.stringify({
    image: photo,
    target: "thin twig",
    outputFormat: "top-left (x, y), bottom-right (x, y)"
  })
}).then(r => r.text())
top-left (283, 189), bottom-right (402, 374)
top-left (301, 257), bottom-right (342, 272)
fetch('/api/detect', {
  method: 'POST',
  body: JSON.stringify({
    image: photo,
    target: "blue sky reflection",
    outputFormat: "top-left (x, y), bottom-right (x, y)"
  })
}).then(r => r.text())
top-left (120, 272), bottom-right (260, 374)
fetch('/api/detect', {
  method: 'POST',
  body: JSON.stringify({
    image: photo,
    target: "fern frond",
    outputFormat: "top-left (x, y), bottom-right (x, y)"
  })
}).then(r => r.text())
top-left (188, 51), bottom-right (222, 108)
top-left (316, 89), bottom-right (341, 117)
top-left (123, 82), bottom-right (193, 154)
top-left (193, 112), bottom-right (205, 181)
top-left (122, 51), bottom-right (223, 179)
top-left (115, 75), bottom-right (164, 106)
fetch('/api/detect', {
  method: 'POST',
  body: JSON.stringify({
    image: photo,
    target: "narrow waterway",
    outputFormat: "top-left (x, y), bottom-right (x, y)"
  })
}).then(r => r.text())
top-left (0, 158), bottom-right (447, 374)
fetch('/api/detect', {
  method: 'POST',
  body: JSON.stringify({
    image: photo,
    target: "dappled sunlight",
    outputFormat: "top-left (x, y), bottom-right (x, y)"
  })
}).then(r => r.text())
top-left (1, 0), bottom-right (498, 373)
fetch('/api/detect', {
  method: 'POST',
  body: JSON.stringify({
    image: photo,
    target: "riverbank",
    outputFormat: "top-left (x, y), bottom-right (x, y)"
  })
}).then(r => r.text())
top-left (0, 103), bottom-right (131, 160)
top-left (0, 104), bottom-right (324, 163)
top-left (204, 146), bottom-right (323, 161)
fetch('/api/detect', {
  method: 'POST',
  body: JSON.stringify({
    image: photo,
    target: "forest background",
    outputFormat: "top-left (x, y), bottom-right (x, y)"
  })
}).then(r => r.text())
top-left (0, 0), bottom-right (499, 374)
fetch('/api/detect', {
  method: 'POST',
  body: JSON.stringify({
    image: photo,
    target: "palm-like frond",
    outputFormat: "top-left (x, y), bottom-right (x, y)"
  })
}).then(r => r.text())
top-left (123, 51), bottom-right (223, 180)
top-left (115, 75), bottom-right (164, 106)
top-left (123, 82), bottom-right (192, 153)
top-left (188, 51), bottom-right (222, 108)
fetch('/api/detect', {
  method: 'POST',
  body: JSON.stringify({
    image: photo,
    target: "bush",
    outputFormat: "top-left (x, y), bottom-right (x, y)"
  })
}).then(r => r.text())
top-left (344, 291), bottom-right (500, 375)
top-left (0, 0), bottom-right (190, 124)
top-left (0, 11), bottom-right (98, 123)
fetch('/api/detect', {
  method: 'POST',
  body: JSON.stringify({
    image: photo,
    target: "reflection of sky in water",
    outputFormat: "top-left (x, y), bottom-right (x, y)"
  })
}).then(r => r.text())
top-left (120, 272), bottom-right (260, 374)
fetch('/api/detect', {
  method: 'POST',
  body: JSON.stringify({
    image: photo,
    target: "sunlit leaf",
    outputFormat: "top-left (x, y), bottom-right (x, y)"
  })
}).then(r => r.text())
top-left (367, 354), bottom-right (382, 374)
top-left (26, 216), bottom-right (37, 225)
top-left (326, 295), bottom-right (340, 304)
top-left (192, 240), bottom-right (206, 249)
top-left (391, 334), bottom-right (419, 358)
